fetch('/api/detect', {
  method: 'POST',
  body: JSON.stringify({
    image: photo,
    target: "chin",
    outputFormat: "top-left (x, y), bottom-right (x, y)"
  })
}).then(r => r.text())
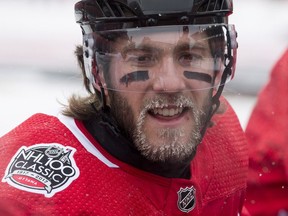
top-left (135, 132), bottom-right (200, 163)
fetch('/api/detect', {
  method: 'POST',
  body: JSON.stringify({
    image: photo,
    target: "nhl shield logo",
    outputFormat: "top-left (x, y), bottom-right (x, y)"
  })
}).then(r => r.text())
top-left (177, 186), bottom-right (196, 213)
top-left (2, 143), bottom-right (79, 198)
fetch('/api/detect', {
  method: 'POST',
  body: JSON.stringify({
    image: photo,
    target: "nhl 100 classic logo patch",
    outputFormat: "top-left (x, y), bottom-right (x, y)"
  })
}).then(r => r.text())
top-left (177, 186), bottom-right (196, 213)
top-left (2, 143), bottom-right (80, 198)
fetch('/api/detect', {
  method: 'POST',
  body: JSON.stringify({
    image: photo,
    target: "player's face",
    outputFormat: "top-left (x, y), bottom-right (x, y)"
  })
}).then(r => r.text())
top-left (104, 29), bottom-right (217, 163)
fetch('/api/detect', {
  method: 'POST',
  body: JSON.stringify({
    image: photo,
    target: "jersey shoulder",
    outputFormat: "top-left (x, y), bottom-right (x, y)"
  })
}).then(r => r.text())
top-left (0, 113), bottom-right (71, 146)
top-left (0, 114), bottom-right (161, 215)
top-left (196, 98), bottom-right (248, 203)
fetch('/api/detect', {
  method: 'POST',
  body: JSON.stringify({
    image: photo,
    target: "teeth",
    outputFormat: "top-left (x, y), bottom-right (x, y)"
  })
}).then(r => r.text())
top-left (152, 107), bottom-right (183, 117)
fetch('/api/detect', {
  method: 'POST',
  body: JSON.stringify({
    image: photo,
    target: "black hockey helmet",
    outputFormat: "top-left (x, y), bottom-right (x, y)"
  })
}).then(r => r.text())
top-left (74, 0), bottom-right (237, 109)
top-left (75, 0), bottom-right (234, 31)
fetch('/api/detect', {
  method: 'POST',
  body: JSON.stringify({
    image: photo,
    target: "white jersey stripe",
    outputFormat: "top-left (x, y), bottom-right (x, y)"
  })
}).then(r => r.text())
top-left (58, 114), bottom-right (119, 168)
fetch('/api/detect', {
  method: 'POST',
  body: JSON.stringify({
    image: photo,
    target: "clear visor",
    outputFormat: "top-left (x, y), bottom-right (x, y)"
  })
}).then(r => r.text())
top-left (84, 24), bottom-right (237, 93)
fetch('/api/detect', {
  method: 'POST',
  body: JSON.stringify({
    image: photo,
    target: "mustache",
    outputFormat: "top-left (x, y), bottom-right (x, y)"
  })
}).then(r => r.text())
top-left (136, 94), bottom-right (207, 131)
top-left (141, 94), bottom-right (197, 111)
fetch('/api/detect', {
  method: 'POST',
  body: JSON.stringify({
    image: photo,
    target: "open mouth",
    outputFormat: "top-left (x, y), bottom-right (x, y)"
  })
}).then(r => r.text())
top-left (148, 105), bottom-right (187, 119)
top-left (143, 95), bottom-right (194, 122)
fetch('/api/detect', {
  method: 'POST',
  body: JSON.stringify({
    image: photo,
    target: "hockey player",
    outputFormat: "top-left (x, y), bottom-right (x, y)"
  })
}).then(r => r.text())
top-left (0, 0), bottom-right (248, 215)
top-left (245, 49), bottom-right (288, 216)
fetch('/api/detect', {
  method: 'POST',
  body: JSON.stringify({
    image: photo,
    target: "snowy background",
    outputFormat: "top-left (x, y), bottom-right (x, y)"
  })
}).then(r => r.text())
top-left (0, 0), bottom-right (288, 136)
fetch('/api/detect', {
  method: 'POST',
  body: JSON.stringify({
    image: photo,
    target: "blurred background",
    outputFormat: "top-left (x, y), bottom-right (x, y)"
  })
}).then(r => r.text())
top-left (0, 0), bottom-right (288, 136)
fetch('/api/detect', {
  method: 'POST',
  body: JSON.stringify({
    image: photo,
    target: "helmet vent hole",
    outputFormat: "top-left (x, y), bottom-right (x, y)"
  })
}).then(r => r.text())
top-left (109, 2), bottom-right (136, 17)
top-left (110, 4), bottom-right (124, 17)
top-left (198, 0), bottom-right (226, 12)
top-left (96, 0), bottom-right (114, 17)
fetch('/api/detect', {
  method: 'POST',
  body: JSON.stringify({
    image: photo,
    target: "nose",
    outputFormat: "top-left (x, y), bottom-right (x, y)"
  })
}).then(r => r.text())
top-left (152, 57), bottom-right (186, 92)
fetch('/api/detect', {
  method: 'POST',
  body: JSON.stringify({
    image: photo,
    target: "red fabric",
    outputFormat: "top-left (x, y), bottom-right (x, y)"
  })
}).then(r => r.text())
top-left (0, 99), bottom-right (248, 215)
top-left (245, 49), bottom-right (288, 216)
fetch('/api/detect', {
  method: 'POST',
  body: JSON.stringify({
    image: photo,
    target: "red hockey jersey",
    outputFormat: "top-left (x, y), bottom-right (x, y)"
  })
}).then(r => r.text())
top-left (245, 49), bottom-right (288, 216)
top-left (0, 100), bottom-right (248, 216)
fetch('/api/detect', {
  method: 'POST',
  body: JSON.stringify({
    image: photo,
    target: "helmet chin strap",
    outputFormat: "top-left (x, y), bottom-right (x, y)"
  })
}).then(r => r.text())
top-left (100, 86), bottom-right (110, 113)
top-left (91, 58), bottom-right (110, 113)
top-left (200, 55), bottom-right (234, 137)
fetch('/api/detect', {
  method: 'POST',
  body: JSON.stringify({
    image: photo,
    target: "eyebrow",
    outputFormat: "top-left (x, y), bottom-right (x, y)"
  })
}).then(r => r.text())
top-left (119, 70), bottom-right (149, 86)
top-left (174, 40), bottom-right (208, 53)
top-left (121, 43), bottom-right (160, 55)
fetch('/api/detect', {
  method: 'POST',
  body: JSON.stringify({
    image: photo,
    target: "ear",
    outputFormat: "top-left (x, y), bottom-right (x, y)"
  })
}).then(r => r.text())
top-left (91, 59), bottom-right (100, 91)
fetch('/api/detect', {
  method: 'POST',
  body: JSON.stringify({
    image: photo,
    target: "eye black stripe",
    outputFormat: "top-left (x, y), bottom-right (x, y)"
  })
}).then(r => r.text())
top-left (184, 71), bottom-right (212, 83)
top-left (120, 70), bottom-right (149, 86)
top-left (119, 70), bottom-right (212, 86)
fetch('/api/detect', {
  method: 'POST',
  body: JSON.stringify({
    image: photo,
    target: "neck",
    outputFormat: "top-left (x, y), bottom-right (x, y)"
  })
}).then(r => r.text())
top-left (84, 115), bottom-right (192, 179)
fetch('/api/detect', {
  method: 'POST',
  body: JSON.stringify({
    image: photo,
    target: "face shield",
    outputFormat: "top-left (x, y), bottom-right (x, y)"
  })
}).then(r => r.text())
top-left (83, 24), bottom-right (237, 93)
